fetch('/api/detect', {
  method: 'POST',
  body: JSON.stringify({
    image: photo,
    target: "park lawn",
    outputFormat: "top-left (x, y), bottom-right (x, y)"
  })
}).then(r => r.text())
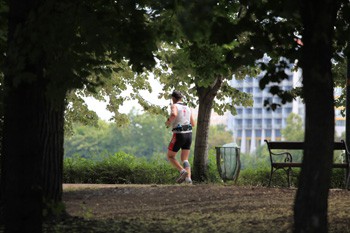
top-left (44, 184), bottom-right (350, 233)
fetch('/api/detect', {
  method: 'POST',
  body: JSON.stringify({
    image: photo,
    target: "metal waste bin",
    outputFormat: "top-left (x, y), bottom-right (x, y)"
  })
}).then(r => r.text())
top-left (215, 142), bottom-right (241, 182)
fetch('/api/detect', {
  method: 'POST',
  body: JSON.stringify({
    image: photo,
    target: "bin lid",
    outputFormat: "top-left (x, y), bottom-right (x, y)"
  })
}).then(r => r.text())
top-left (222, 142), bottom-right (239, 148)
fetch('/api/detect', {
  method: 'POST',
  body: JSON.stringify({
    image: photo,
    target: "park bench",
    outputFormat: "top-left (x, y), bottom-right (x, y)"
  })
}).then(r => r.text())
top-left (264, 140), bottom-right (350, 189)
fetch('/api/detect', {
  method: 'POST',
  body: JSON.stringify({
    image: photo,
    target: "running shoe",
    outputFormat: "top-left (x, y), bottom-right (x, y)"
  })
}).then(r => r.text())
top-left (176, 170), bottom-right (188, 184)
top-left (185, 178), bottom-right (193, 185)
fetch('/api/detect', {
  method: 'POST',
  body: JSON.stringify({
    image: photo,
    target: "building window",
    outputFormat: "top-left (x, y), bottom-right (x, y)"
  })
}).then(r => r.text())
top-left (246, 130), bottom-right (252, 137)
top-left (255, 119), bottom-right (262, 125)
top-left (255, 108), bottom-right (262, 114)
top-left (275, 130), bottom-right (281, 137)
top-left (275, 119), bottom-right (282, 124)
top-left (255, 130), bottom-right (262, 137)
top-left (245, 87), bottom-right (253, 93)
top-left (265, 119), bottom-right (272, 125)
top-left (336, 120), bottom-right (345, 126)
top-left (254, 97), bottom-right (262, 105)
top-left (265, 130), bottom-right (272, 137)
top-left (284, 107), bottom-right (292, 114)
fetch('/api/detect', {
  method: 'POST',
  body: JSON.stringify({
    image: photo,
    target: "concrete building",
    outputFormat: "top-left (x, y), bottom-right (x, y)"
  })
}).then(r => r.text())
top-left (335, 87), bottom-right (346, 137)
top-left (227, 69), bottom-right (304, 154)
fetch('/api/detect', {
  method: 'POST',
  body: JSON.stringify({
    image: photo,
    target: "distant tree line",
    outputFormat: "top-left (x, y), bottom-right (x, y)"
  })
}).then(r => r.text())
top-left (64, 110), bottom-right (234, 160)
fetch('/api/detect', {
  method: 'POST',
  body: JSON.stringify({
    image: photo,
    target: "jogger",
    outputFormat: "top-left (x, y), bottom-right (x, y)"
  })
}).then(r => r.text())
top-left (165, 91), bottom-right (196, 184)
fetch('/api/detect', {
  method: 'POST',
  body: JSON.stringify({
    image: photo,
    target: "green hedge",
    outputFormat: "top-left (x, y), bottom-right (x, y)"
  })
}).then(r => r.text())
top-left (64, 152), bottom-right (348, 188)
top-left (64, 152), bottom-right (176, 184)
top-left (64, 152), bottom-right (222, 184)
top-left (237, 167), bottom-right (348, 189)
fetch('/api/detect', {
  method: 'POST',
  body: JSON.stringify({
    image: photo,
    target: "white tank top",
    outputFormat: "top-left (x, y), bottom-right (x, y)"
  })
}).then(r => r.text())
top-left (171, 103), bottom-right (192, 134)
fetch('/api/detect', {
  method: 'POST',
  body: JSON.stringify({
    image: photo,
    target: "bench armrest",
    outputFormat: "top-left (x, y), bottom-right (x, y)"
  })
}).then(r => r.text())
top-left (270, 151), bottom-right (293, 163)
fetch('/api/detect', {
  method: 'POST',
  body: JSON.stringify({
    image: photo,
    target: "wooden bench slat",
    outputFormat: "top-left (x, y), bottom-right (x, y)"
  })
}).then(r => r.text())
top-left (266, 142), bottom-right (304, 150)
top-left (272, 162), bottom-right (302, 168)
top-left (267, 141), bottom-right (346, 150)
top-left (272, 163), bottom-right (348, 168)
top-left (332, 163), bottom-right (349, 168)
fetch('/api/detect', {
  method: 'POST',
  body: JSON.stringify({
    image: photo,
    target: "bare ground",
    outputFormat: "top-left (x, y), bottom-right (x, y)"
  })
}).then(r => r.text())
top-left (48, 184), bottom-right (350, 233)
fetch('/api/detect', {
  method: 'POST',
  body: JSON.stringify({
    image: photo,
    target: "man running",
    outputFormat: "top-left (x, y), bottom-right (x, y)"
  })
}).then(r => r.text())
top-left (165, 91), bottom-right (195, 184)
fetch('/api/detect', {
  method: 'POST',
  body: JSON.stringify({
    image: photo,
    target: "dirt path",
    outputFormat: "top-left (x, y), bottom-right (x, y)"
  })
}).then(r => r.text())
top-left (58, 184), bottom-right (350, 233)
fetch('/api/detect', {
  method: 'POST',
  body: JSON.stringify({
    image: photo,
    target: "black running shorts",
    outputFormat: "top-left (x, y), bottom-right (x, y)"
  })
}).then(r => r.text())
top-left (168, 132), bottom-right (192, 152)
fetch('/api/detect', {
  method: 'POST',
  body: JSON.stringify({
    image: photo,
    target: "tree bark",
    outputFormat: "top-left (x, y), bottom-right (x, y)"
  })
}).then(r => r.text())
top-left (1, 0), bottom-right (66, 231)
top-left (294, 1), bottom-right (339, 232)
top-left (2, 0), bottom-right (45, 232)
top-left (42, 96), bottom-right (65, 217)
top-left (2, 82), bottom-right (46, 233)
top-left (193, 77), bottom-right (223, 182)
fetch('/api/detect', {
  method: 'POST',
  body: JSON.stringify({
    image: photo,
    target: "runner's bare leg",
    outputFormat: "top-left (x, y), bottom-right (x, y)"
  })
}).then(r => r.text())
top-left (167, 150), bottom-right (183, 172)
top-left (181, 149), bottom-right (191, 178)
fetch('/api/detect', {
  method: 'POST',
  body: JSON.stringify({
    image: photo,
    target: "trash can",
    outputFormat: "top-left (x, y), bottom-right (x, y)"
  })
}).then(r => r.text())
top-left (215, 142), bottom-right (241, 182)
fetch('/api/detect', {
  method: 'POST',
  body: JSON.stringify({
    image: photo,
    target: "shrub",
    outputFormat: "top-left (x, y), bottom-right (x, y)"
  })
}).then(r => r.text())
top-left (64, 155), bottom-right (96, 183)
top-left (63, 151), bottom-right (348, 188)
top-left (237, 166), bottom-right (347, 189)
top-left (207, 149), bottom-right (223, 183)
top-left (63, 150), bottom-right (221, 184)
top-left (63, 152), bottom-right (179, 184)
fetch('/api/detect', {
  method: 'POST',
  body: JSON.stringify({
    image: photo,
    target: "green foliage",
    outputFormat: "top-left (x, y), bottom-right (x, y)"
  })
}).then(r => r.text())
top-left (64, 155), bottom-right (96, 183)
top-left (145, 0), bottom-right (255, 115)
top-left (281, 113), bottom-right (304, 141)
top-left (2, 0), bottom-right (161, 130)
top-left (237, 167), bottom-right (347, 189)
top-left (230, 1), bottom-right (303, 108)
top-left (207, 124), bottom-right (233, 149)
top-left (151, 42), bottom-right (254, 115)
top-left (237, 167), bottom-right (279, 187)
top-left (65, 112), bottom-right (234, 159)
top-left (63, 149), bottom-right (347, 188)
top-left (66, 59), bottom-right (155, 127)
top-left (63, 151), bottom-right (221, 184)
top-left (64, 112), bottom-right (170, 159)
top-left (207, 148), bottom-right (222, 183)
top-left (240, 148), bottom-right (270, 170)
top-left (43, 200), bottom-right (66, 219)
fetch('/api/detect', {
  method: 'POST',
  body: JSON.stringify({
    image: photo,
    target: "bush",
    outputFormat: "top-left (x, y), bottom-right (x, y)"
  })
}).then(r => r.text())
top-left (63, 151), bottom-right (348, 188)
top-left (207, 149), bottom-right (223, 183)
top-left (237, 166), bottom-right (347, 189)
top-left (63, 152), bottom-right (180, 184)
top-left (237, 166), bottom-right (299, 187)
top-left (64, 155), bottom-right (96, 183)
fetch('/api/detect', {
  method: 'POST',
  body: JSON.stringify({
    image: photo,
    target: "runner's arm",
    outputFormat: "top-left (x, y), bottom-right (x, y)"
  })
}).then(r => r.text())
top-left (165, 104), bottom-right (178, 126)
top-left (190, 111), bottom-right (195, 127)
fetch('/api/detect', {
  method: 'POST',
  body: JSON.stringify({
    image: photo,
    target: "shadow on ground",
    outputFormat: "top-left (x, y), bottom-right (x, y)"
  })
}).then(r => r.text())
top-left (42, 184), bottom-right (350, 233)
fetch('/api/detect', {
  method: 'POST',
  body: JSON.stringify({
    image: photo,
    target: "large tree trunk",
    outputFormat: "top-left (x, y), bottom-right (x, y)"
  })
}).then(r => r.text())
top-left (294, 1), bottom-right (339, 232)
top-left (193, 77), bottom-right (223, 181)
top-left (2, 0), bottom-right (66, 231)
top-left (2, 0), bottom-right (45, 232)
top-left (2, 82), bottom-right (46, 233)
top-left (42, 96), bottom-right (65, 217)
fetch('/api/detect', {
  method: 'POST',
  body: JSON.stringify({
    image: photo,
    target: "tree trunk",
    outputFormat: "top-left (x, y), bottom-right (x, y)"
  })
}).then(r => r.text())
top-left (42, 96), bottom-right (65, 218)
top-left (193, 77), bottom-right (223, 182)
top-left (2, 82), bottom-right (46, 233)
top-left (294, 1), bottom-right (339, 232)
top-left (1, 0), bottom-right (67, 231)
top-left (2, 0), bottom-right (45, 231)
